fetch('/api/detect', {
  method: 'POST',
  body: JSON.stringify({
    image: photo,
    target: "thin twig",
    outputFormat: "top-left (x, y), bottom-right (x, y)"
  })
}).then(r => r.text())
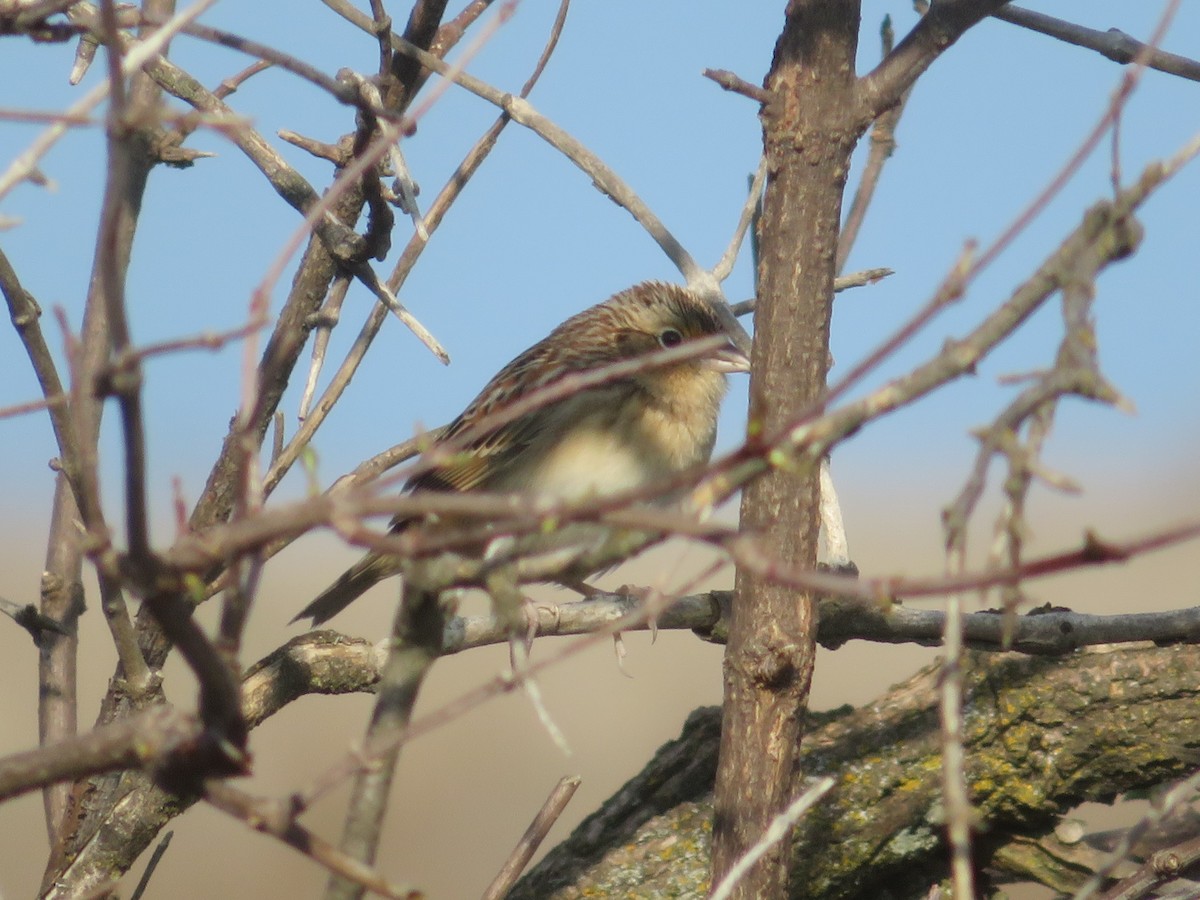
top-left (727, 517), bottom-right (1200, 602)
top-left (1073, 770), bottom-right (1200, 900)
top-left (837, 12), bottom-right (916, 273)
top-left (728, 266), bottom-right (893, 317)
top-left (481, 775), bottom-right (581, 900)
top-left (702, 67), bottom-right (769, 104)
top-left (348, 261), bottom-right (450, 363)
top-left (939, 588), bottom-right (975, 900)
top-left (993, 5), bottom-right (1200, 82)
top-left (128, 831), bottom-right (173, 900)
top-left (298, 273), bottom-right (351, 421)
top-left (712, 157), bottom-right (767, 282)
top-left (203, 781), bottom-right (420, 900)
top-left (1095, 832), bottom-right (1200, 900)
top-left (0, 0), bottom-right (219, 202)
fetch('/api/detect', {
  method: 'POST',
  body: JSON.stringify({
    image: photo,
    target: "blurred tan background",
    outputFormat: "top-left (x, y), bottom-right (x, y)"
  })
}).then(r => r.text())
top-left (0, 454), bottom-right (1196, 897)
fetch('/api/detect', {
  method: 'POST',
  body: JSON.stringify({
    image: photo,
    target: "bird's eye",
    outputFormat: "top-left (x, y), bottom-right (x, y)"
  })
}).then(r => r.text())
top-left (659, 328), bottom-right (683, 348)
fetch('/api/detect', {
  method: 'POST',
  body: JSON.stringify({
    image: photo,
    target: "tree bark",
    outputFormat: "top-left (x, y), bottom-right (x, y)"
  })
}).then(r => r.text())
top-left (514, 643), bottom-right (1200, 899)
top-left (712, 2), bottom-right (863, 894)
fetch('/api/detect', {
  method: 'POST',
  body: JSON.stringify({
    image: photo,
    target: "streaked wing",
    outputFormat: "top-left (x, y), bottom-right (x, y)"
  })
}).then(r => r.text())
top-left (403, 337), bottom-right (578, 496)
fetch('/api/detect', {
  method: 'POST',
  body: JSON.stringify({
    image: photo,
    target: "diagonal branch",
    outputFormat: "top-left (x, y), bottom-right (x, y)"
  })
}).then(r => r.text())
top-left (857, 0), bottom-right (1012, 121)
top-left (511, 642), bottom-right (1200, 899)
top-left (993, 5), bottom-right (1200, 82)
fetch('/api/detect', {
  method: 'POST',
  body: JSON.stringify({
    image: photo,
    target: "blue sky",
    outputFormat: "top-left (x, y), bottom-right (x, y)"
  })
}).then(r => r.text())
top-left (2, 3), bottom-right (1197, 543)
top-left (3, 3), bottom-right (1197, 541)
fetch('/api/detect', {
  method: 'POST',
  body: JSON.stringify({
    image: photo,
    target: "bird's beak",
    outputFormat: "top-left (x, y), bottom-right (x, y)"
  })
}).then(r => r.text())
top-left (708, 338), bottom-right (751, 374)
top-left (710, 300), bottom-right (752, 373)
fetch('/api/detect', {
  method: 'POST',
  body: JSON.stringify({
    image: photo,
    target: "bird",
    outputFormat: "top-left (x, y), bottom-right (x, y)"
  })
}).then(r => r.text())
top-left (293, 281), bottom-right (751, 626)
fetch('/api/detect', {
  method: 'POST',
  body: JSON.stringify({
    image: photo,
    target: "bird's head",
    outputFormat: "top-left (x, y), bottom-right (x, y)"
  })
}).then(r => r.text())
top-left (579, 281), bottom-right (752, 385)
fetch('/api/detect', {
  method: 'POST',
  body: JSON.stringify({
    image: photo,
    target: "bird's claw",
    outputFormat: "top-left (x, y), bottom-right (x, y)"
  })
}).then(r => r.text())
top-left (612, 632), bottom-right (634, 679)
top-left (514, 597), bottom-right (562, 662)
top-left (615, 583), bottom-right (659, 643)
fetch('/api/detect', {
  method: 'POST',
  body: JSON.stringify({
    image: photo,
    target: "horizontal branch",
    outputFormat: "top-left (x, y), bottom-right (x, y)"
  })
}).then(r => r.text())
top-left (0, 706), bottom-right (195, 804)
top-left (22, 590), bottom-right (1200, 890)
top-left (443, 591), bottom-right (1200, 658)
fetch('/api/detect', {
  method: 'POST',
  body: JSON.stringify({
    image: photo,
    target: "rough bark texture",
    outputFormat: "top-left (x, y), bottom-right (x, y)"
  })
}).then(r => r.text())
top-left (711, 2), bottom-right (863, 894)
top-left (512, 643), bottom-right (1200, 899)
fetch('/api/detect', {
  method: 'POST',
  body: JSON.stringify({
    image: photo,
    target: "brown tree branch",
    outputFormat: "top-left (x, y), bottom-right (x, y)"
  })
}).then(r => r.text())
top-left (265, 0), bottom-right (569, 501)
top-left (447, 591), bottom-right (1200, 660)
top-left (18, 582), bottom-right (1200, 896)
top-left (0, 706), bottom-right (196, 805)
top-left (1095, 832), bottom-right (1200, 900)
top-left (993, 5), bottom-right (1200, 83)
top-left (711, 3), bottom-right (861, 894)
top-left (858, 0), bottom-right (1012, 121)
top-left (510, 643), bottom-right (1200, 899)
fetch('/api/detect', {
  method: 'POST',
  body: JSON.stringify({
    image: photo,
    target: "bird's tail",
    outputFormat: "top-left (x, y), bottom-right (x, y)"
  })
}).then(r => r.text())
top-left (291, 551), bottom-right (401, 626)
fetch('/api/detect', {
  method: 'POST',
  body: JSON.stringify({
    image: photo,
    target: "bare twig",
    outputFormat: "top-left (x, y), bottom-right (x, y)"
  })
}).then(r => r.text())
top-left (472, 591), bottom-right (1200, 657)
top-left (837, 12), bottom-right (916, 273)
top-left (482, 775), bottom-right (582, 900)
top-left (729, 267), bottom-right (894, 317)
top-left (728, 517), bottom-right (1200, 602)
top-left (993, 5), bottom-right (1200, 83)
top-left (939, 585), bottom-right (975, 900)
top-left (367, 0), bottom-right (393, 79)
top-left (128, 831), bottom-right (173, 900)
top-left (0, 0), bottom-right (219, 201)
top-left (0, 393), bottom-right (67, 420)
top-left (712, 157), bottom-right (767, 282)
top-left (0, 595), bottom-right (69, 644)
top-left (298, 273), bottom-right (351, 421)
top-left (1073, 770), bottom-right (1200, 900)
top-left (0, 249), bottom-right (76, 473)
top-left (347, 261), bottom-right (449, 363)
top-left (203, 782), bottom-right (420, 900)
top-left (1095, 833), bottom-right (1200, 900)
top-left (702, 67), bottom-right (769, 104)
top-left (317, 5), bottom-right (709, 285)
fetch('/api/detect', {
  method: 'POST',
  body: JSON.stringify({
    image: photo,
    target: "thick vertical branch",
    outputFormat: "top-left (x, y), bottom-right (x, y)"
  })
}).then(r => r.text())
top-left (711, 2), bottom-right (862, 896)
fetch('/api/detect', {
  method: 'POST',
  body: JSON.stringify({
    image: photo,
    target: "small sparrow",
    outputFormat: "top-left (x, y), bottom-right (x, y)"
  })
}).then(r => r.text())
top-left (294, 281), bottom-right (751, 626)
